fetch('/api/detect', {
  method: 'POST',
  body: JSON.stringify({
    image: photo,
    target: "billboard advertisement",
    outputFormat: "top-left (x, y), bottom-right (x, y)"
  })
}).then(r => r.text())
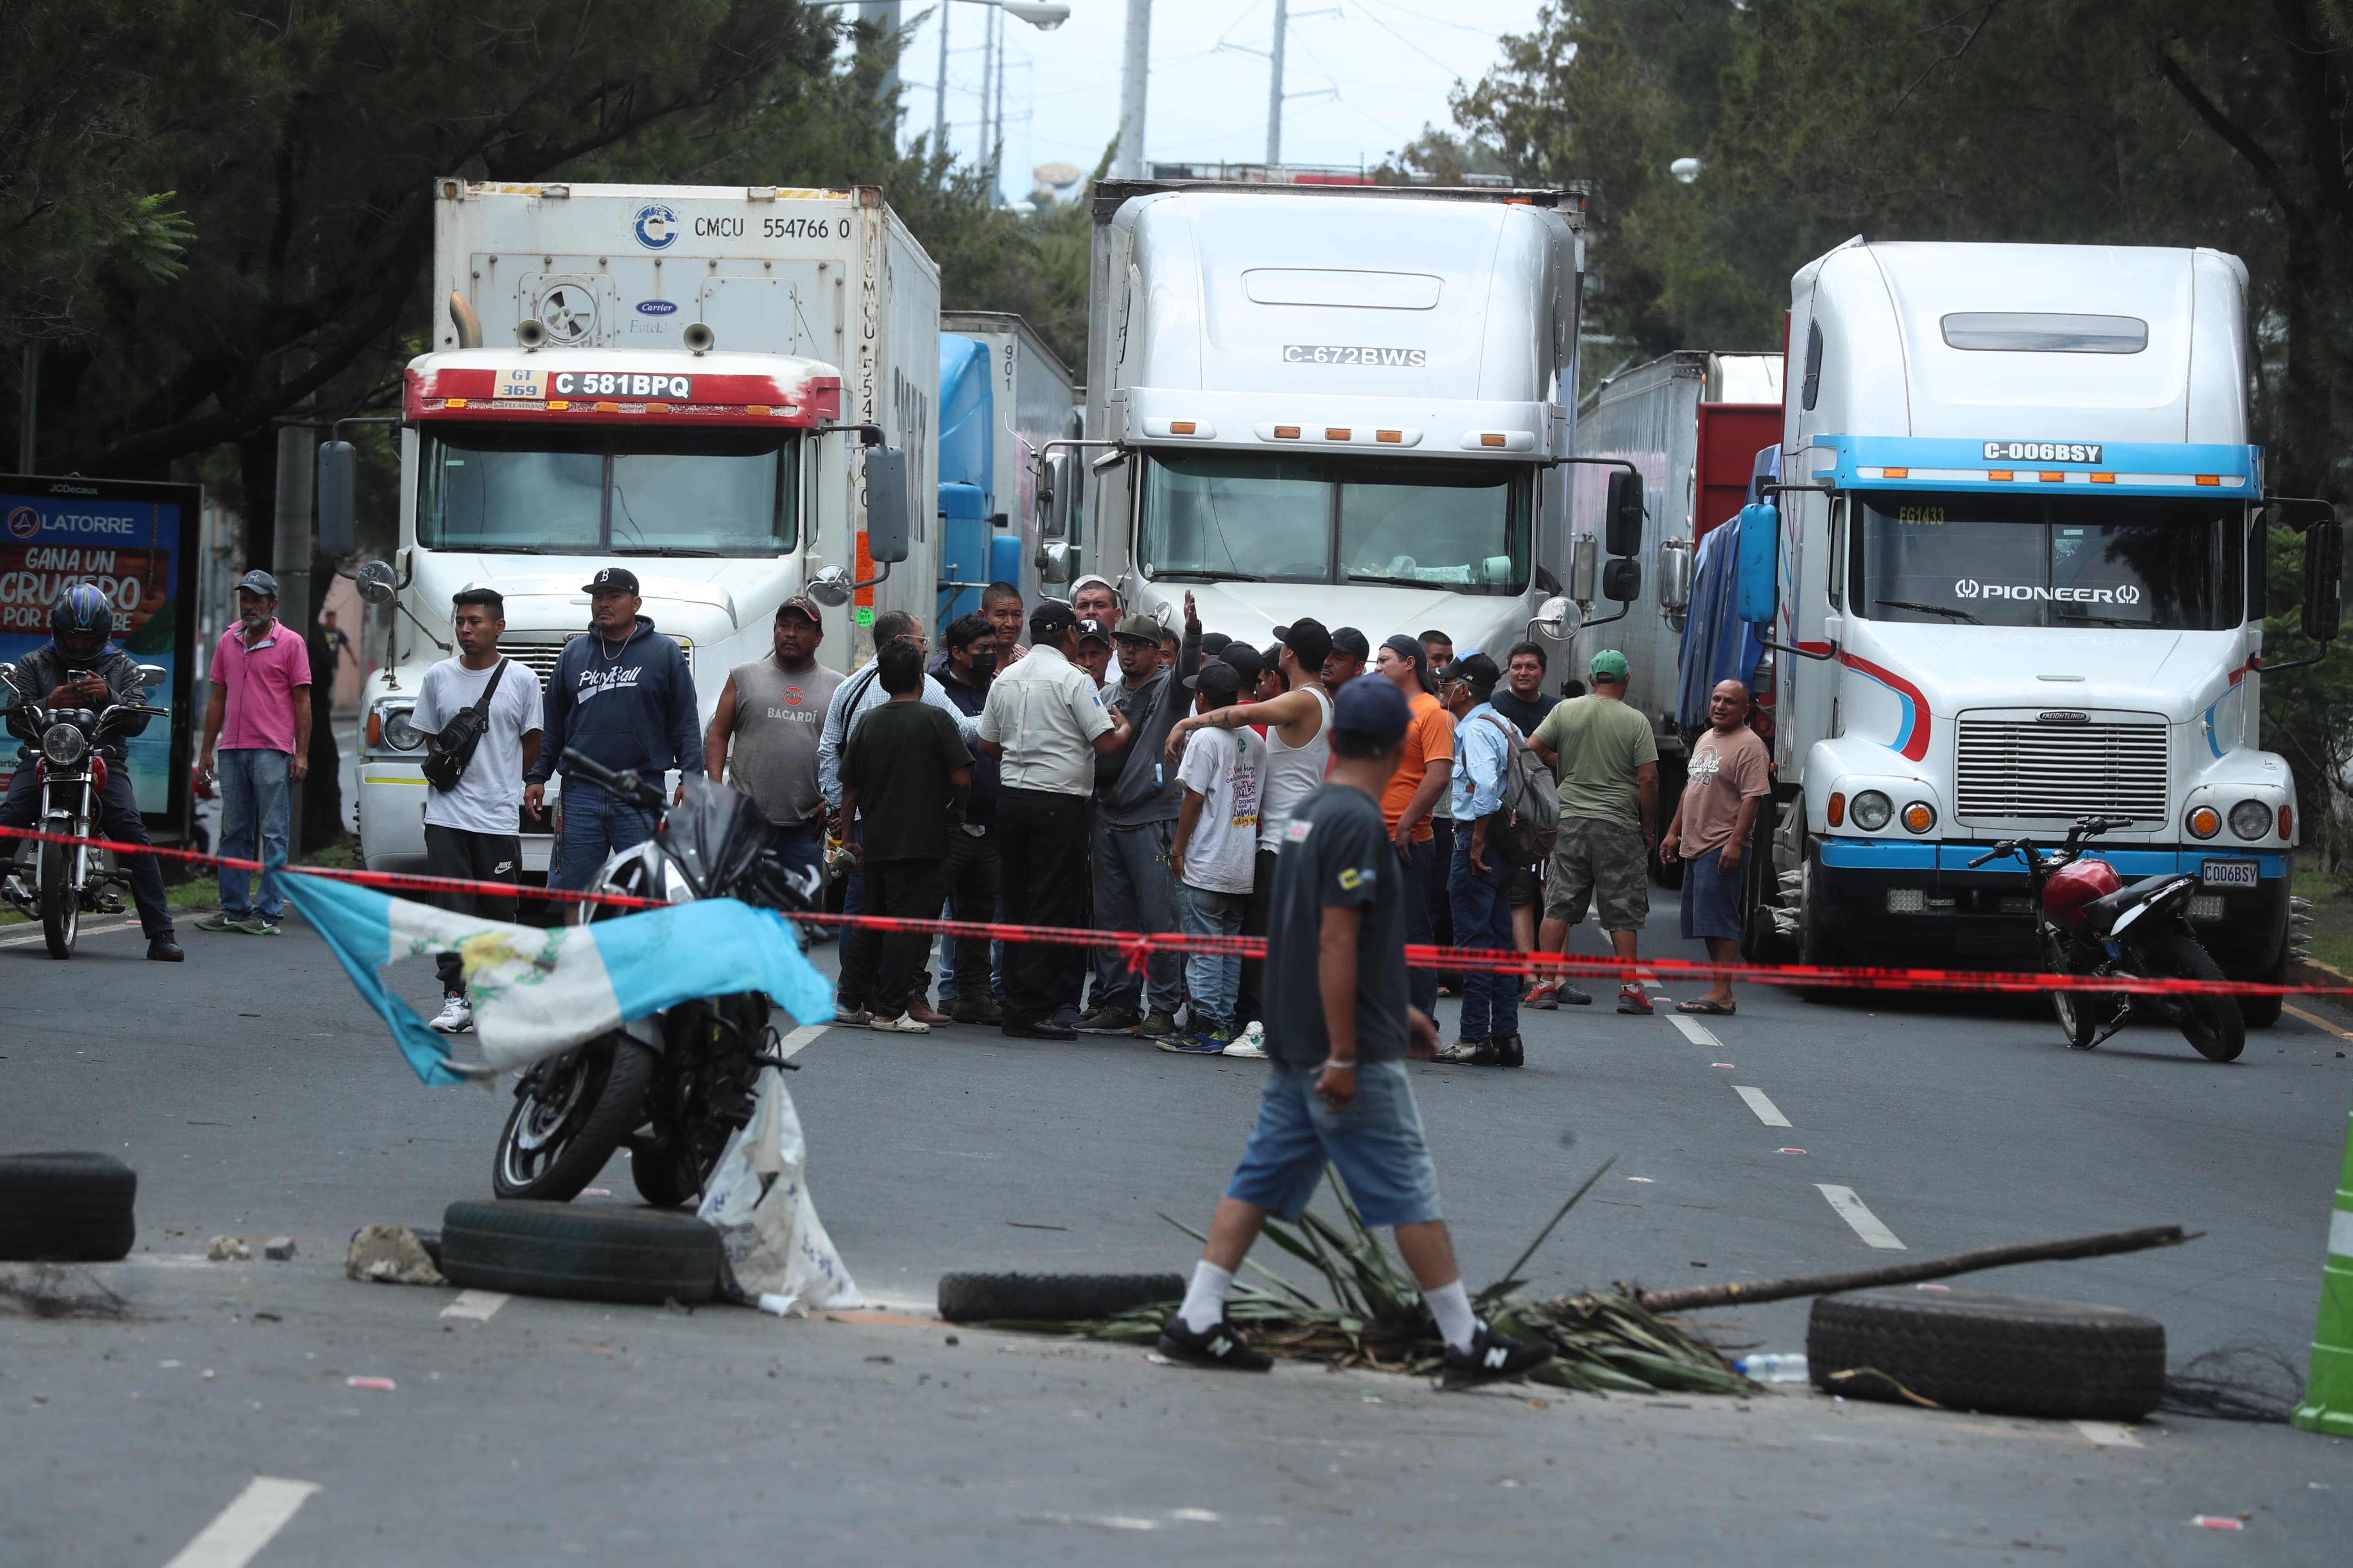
top-left (0, 474), bottom-right (200, 832)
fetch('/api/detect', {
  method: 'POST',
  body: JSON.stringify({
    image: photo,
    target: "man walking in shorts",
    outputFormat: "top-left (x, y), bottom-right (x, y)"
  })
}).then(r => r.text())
top-left (1661, 680), bottom-right (1769, 1015)
top-left (1157, 675), bottom-right (1555, 1388)
top-left (1529, 650), bottom-right (1660, 1014)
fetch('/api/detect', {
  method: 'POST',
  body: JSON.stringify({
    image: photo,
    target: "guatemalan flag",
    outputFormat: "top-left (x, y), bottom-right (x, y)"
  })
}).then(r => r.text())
top-left (283, 872), bottom-right (835, 1087)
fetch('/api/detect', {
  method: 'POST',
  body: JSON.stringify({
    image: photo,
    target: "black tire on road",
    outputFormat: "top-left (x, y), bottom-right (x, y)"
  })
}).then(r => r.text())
top-left (439, 1199), bottom-right (722, 1305)
top-left (937, 1272), bottom-right (1188, 1323)
top-left (2239, 936), bottom-right (2287, 1031)
top-left (0, 1151), bottom-right (136, 1261)
top-left (39, 839), bottom-right (75, 960)
top-left (1808, 1288), bottom-right (2165, 1420)
top-left (628, 1142), bottom-right (700, 1210)
top-left (492, 1036), bottom-right (656, 1202)
top-left (2142, 929), bottom-right (2246, 1062)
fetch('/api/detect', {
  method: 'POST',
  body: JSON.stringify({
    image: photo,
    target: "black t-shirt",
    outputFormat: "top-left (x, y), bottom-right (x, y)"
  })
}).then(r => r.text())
top-left (1264, 783), bottom-right (1409, 1068)
top-left (839, 699), bottom-right (973, 862)
top-left (1488, 688), bottom-right (1553, 737)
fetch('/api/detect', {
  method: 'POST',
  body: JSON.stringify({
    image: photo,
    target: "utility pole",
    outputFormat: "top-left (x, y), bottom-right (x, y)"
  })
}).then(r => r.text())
top-left (1115, 0), bottom-right (1151, 179)
top-left (933, 2), bottom-right (951, 167)
top-left (269, 420), bottom-right (316, 855)
top-left (991, 6), bottom-right (1008, 202)
top-left (857, 2), bottom-right (903, 102)
top-left (981, 6), bottom-right (997, 197)
top-left (1265, 0), bottom-right (1286, 166)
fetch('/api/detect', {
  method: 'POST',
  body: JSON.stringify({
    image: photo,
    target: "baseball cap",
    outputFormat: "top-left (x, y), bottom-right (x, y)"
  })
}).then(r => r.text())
top-left (1331, 672), bottom-right (1412, 749)
top-left (1029, 598), bottom-right (1078, 639)
top-left (1218, 642), bottom-right (1264, 683)
top-left (583, 566), bottom-right (641, 595)
top-left (1199, 631), bottom-right (1232, 656)
top-left (1282, 616), bottom-right (1333, 670)
top-left (1329, 625), bottom-right (1371, 660)
top-left (1076, 617), bottom-right (1113, 646)
top-left (1449, 651), bottom-right (1501, 694)
top-left (1589, 648), bottom-right (1631, 680)
top-left (775, 595), bottom-right (821, 624)
top-left (1380, 633), bottom-right (1425, 674)
top-left (1069, 572), bottom-right (1118, 603)
top-left (234, 568), bottom-right (280, 598)
top-left (1112, 612), bottom-right (1162, 644)
top-left (1184, 660), bottom-right (1243, 705)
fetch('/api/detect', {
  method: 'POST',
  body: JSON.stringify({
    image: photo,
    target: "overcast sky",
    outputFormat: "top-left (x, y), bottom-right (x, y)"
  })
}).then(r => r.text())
top-left (878, 1), bottom-right (1545, 192)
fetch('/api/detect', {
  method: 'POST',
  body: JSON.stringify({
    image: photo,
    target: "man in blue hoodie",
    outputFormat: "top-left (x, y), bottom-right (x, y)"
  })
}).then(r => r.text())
top-left (524, 567), bottom-right (701, 891)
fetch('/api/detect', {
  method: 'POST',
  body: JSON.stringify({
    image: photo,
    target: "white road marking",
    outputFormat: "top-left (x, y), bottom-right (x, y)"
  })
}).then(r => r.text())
top-left (1816, 1185), bottom-right (1906, 1250)
top-left (1733, 1086), bottom-right (1792, 1128)
top-left (2072, 1421), bottom-right (2144, 1448)
top-left (1666, 1014), bottom-right (1722, 1048)
top-left (162, 1476), bottom-right (320, 1568)
top-left (440, 1290), bottom-right (508, 1321)
top-left (776, 1023), bottom-right (829, 1060)
top-left (0, 917), bottom-right (137, 949)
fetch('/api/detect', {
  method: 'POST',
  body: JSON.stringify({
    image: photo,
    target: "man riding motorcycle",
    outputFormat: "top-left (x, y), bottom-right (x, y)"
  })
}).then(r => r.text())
top-left (1, 584), bottom-right (182, 960)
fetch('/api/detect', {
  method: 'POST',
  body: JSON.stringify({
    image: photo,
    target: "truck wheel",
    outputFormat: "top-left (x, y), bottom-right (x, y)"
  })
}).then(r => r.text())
top-left (937, 1272), bottom-right (1188, 1323)
top-left (1737, 803), bottom-right (1792, 964)
top-left (1808, 1288), bottom-right (2164, 1420)
top-left (1796, 844), bottom-right (1847, 1001)
top-left (1648, 755), bottom-right (1687, 889)
top-left (2238, 938), bottom-right (2286, 1031)
top-left (439, 1200), bottom-right (721, 1306)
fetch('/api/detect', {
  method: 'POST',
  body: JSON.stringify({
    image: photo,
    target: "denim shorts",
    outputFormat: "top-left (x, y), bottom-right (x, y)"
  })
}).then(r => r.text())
top-left (1224, 1058), bottom-right (1443, 1229)
top-left (1679, 848), bottom-right (1744, 941)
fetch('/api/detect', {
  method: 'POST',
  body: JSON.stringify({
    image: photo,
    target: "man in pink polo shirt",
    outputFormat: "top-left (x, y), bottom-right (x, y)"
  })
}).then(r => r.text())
top-left (195, 570), bottom-right (312, 935)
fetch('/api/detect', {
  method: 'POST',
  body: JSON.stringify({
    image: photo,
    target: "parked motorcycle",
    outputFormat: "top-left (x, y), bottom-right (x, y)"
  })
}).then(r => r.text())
top-left (1970, 815), bottom-right (2245, 1063)
top-left (0, 660), bottom-right (170, 958)
top-left (491, 751), bottom-right (821, 1206)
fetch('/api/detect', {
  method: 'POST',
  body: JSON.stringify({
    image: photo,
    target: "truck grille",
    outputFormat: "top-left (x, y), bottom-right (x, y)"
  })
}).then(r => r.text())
top-left (1954, 718), bottom-right (2169, 822)
top-left (502, 638), bottom-right (575, 691)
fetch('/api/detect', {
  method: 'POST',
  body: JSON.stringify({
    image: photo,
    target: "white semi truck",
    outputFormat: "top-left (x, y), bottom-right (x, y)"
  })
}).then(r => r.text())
top-left (1051, 179), bottom-right (1592, 659)
top-left (1727, 240), bottom-right (2341, 1016)
top-left (334, 180), bottom-right (939, 878)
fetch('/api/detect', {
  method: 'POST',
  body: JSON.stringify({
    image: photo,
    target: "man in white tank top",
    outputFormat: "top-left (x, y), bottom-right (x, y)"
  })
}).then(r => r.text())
top-left (1165, 617), bottom-right (1335, 1033)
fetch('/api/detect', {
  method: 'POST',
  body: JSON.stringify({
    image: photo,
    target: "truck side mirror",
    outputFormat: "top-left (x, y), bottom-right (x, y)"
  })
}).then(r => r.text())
top-left (2304, 519), bottom-right (2343, 643)
top-left (354, 560), bottom-right (398, 606)
top-left (1568, 535), bottom-right (1598, 602)
top-left (1529, 594), bottom-right (1574, 641)
top-left (864, 446), bottom-right (911, 564)
top-left (316, 440), bottom-right (357, 559)
top-left (1038, 450), bottom-right (1074, 539)
top-left (805, 565), bottom-right (854, 608)
top-left (1036, 539), bottom-right (1073, 585)
top-left (1602, 558), bottom-right (1642, 603)
top-left (1657, 535), bottom-right (1692, 613)
top-left (1604, 469), bottom-right (1644, 557)
top-left (1733, 502), bottom-right (1779, 624)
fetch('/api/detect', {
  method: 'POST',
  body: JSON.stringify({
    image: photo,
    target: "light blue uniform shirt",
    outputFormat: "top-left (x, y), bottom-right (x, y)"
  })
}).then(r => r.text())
top-left (1451, 702), bottom-right (1517, 822)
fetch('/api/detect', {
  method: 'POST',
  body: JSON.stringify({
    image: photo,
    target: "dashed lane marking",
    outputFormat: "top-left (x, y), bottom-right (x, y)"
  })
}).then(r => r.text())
top-left (2072, 1421), bottom-right (2145, 1448)
top-left (1816, 1184), bottom-right (1906, 1250)
top-left (0, 917), bottom-right (137, 949)
top-left (1733, 1086), bottom-right (1792, 1128)
top-left (777, 1023), bottom-right (829, 1059)
top-left (162, 1476), bottom-right (320, 1568)
top-left (440, 1290), bottom-right (508, 1321)
top-left (1666, 1013), bottom-right (1723, 1048)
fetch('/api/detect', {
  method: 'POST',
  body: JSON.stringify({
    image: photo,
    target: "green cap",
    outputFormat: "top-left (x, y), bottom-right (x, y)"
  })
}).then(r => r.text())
top-left (1589, 649), bottom-right (1631, 680)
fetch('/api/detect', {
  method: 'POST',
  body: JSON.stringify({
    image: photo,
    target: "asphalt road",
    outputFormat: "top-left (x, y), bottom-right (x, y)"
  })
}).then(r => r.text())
top-left (3, 896), bottom-right (2351, 1565)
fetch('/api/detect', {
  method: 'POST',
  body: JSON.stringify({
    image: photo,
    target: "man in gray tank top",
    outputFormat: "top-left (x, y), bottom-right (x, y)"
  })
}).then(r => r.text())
top-left (704, 596), bottom-right (842, 887)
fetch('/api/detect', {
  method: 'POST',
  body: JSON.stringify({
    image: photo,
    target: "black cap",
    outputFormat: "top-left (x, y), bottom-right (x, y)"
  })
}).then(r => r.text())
top-left (1329, 625), bottom-right (1370, 659)
top-left (1218, 642), bottom-right (1264, 682)
top-left (1450, 651), bottom-right (1501, 695)
top-left (1270, 624), bottom-right (1291, 643)
top-left (1076, 617), bottom-right (1113, 646)
top-left (775, 595), bottom-right (821, 624)
top-left (1282, 616), bottom-right (1333, 670)
top-left (583, 567), bottom-right (641, 595)
top-left (1029, 598), bottom-right (1078, 639)
top-left (1199, 631), bottom-right (1232, 656)
top-left (1184, 661), bottom-right (1244, 705)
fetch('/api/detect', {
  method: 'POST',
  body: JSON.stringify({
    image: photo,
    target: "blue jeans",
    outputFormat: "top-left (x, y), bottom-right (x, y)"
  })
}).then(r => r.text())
top-left (217, 748), bottom-right (291, 920)
top-left (770, 819), bottom-right (824, 889)
top-left (1399, 835), bottom-right (1437, 1018)
top-left (1450, 833), bottom-right (1518, 1040)
top-left (551, 778), bottom-right (657, 892)
top-left (1, 761), bottom-right (174, 935)
top-left (1225, 1058), bottom-right (1443, 1229)
top-left (1178, 882), bottom-right (1249, 1026)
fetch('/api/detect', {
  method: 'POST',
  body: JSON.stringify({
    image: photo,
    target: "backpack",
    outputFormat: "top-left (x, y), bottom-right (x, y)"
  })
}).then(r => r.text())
top-left (422, 659), bottom-right (510, 792)
top-left (1480, 712), bottom-right (1559, 865)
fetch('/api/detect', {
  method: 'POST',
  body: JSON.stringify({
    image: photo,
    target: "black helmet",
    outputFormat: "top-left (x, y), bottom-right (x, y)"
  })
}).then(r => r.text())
top-left (50, 583), bottom-right (114, 642)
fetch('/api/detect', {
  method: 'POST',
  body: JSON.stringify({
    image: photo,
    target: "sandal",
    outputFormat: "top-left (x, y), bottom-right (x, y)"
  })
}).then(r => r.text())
top-left (1674, 999), bottom-right (1736, 1016)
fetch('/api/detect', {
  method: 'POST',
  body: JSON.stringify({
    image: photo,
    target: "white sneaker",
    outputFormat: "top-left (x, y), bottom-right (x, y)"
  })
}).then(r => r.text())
top-left (429, 996), bottom-right (473, 1034)
top-left (869, 1012), bottom-right (930, 1034)
top-left (1225, 1020), bottom-right (1267, 1058)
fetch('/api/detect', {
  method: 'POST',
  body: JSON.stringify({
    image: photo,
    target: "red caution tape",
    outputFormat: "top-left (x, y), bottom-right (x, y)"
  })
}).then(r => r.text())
top-left (3, 824), bottom-right (2344, 1002)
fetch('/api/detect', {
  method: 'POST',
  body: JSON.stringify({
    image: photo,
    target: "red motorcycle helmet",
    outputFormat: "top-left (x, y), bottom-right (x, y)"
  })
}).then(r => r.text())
top-left (2042, 857), bottom-right (2122, 929)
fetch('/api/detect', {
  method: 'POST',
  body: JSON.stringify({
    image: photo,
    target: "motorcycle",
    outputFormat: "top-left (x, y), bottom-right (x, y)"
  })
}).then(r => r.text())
top-left (490, 750), bottom-right (821, 1206)
top-left (1969, 814), bottom-right (2246, 1063)
top-left (0, 660), bottom-right (170, 958)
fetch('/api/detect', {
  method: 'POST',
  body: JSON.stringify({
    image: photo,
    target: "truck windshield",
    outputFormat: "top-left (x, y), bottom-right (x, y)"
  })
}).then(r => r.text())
top-left (419, 424), bottom-right (797, 555)
top-left (1139, 453), bottom-right (1529, 594)
top-left (1853, 490), bottom-right (2243, 630)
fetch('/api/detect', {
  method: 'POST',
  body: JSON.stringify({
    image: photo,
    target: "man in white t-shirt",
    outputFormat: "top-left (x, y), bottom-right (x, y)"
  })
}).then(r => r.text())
top-left (410, 588), bottom-right (545, 1034)
top-left (1165, 661), bottom-right (1265, 1056)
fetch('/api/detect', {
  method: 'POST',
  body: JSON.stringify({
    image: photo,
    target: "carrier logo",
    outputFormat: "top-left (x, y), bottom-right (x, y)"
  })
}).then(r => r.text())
top-left (1983, 441), bottom-right (2102, 463)
top-left (1954, 579), bottom-right (2140, 604)
top-left (635, 299), bottom-right (678, 316)
top-left (632, 203), bottom-right (679, 250)
top-left (6, 507), bottom-right (35, 540)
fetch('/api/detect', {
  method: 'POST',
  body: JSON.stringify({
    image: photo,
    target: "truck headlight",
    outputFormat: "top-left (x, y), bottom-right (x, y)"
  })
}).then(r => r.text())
top-left (374, 705), bottom-right (424, 751)
top-left (1850, 791), bottom-right (1894, 832)
top-left (2227, 798), bottom-right (2272, 841)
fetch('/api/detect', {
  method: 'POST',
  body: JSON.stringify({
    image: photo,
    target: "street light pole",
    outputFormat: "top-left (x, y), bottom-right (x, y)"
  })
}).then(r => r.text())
top-left (1116, 0), bottom-right (1151, 179)
top-left (1265, 0), bottom-right (1286, 166)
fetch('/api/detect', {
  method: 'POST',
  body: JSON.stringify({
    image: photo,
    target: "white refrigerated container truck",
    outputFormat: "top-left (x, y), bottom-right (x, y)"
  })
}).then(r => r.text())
top-left (344, 180), bottom-right (939, 877)
top-left (1057, 179), bottom-right (1588, 659)
top-left (1729, 239), bottom-right (2341, 1017)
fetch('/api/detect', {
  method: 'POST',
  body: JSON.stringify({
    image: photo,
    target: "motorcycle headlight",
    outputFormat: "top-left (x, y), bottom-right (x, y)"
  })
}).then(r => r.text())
top-left (380, 706), bottom-right (423, 751)
top-left (1850, 790), bottom-right (1894, 832)
top-left (2227, 798), bottom-right (2272, 841)
top-left (41, 722), bottom-right (89, 768)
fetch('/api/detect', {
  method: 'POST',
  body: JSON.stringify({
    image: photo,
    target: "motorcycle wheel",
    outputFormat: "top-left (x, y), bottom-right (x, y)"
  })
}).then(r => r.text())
top-left (629, 1142), bottom-right (701, 1209)
top-left (2045, 934), bottom-right (2099, 1049)
top-left (39, 841), bottom-right (76, 960)
top-left (492, 1035), bottom-right (657, 1200)
top-left (2142, 930), bottom-right (2246, 1064)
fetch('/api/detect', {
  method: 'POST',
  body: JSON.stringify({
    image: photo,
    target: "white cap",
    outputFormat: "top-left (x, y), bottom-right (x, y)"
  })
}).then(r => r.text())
top-left (1068, 572), bottom-right (1119, 603)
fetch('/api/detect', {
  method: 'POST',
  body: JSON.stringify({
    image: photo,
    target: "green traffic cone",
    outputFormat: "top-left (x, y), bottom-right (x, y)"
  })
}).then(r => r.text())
top-left (2292, 1099), bottom-right (2353, 1436)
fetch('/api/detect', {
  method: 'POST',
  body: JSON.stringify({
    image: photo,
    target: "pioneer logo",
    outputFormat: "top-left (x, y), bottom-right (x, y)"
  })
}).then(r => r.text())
top-left (1954, 580), bottom-right (2140, 604)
